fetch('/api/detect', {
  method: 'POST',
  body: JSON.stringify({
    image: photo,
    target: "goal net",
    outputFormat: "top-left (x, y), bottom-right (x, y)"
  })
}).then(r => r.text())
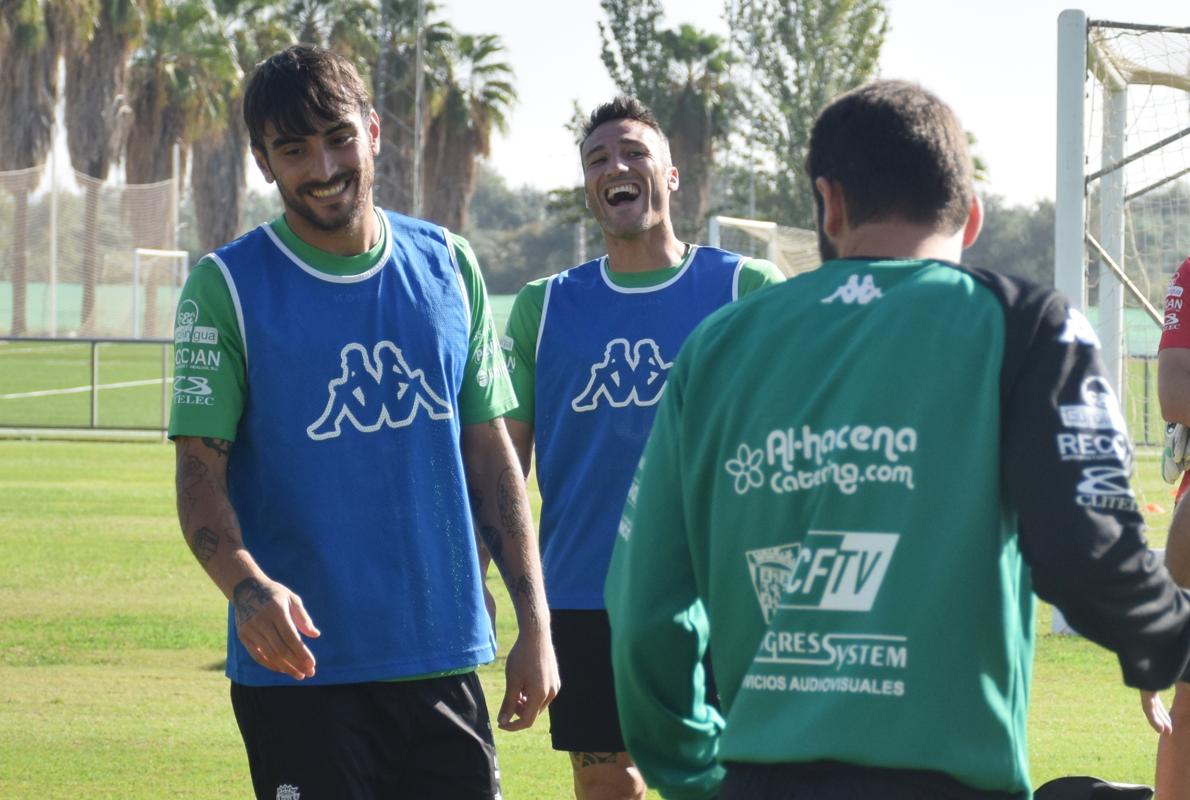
top-left (0, 165), bottom-right (181, 339)
top-left (1054, 11), bottom-right (1190, 632)
top-left (1057, 12), bottom-right (1190, 444)
top-left (707, 215), bottom-right (821, 278)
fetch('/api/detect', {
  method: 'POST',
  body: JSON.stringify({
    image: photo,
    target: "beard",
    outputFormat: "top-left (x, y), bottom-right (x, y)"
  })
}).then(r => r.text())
top-left (814, 194), bottom-right (837, 262)
top-left (276, 161), bottom-right (374, 233)
top-left (816, 224), bottom-right (838, 263)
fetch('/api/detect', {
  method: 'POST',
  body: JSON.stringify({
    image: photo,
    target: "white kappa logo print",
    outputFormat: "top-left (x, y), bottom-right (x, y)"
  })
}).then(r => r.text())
top-left (571, 338), bottom-right (673, 411)
top-left (822, 275), bottom-right (883, 305)
top-left (307, 341), bottom-right (453, 440)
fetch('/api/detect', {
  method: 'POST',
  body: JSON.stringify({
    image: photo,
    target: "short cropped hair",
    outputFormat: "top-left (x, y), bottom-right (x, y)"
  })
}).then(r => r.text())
top-left (581, 96), bottom-right (669, 159)
top-left (806, 80), bottom-right (974, 233)
top-left (243, 45), bottom-right (371, 153)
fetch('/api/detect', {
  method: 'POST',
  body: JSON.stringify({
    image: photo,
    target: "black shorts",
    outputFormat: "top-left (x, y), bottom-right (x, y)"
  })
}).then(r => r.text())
top-left (549, 610), bottom-right (626, 753)
top-left (231, 672), bottom-right (501, 800)
top-left (549, 610), bottom-right (721, 754)
top-left (720, 761), bottom-right (1025, 800)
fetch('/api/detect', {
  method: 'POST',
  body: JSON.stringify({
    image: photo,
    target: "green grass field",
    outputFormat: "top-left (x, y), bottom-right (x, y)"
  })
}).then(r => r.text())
top-left (0, 439), bottom-right (1180, 798)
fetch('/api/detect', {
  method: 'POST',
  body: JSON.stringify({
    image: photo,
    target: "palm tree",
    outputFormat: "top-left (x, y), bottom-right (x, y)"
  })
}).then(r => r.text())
top-left (123, 0), bottom-right (237, 331)
top-left (64, 0), bottom-right (145, 332)
top-left (283, 0), bottom-right (373, 59)
top-left (370, 0), bottom-right (452, 216)
top-left (0, 1), bottom-right (75, 335)
top-left (422, 32), bottom-right (515, 232)
top-left (190, 2), bottom-right (290, 256)
top-left (659, 24), bottom-right (731, 241)
top-left (598, 0), bottom-right (732, 241)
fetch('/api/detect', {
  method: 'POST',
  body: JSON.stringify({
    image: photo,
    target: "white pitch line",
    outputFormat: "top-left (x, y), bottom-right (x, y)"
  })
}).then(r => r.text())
top-left (0, 378), bottom-right (165, 400)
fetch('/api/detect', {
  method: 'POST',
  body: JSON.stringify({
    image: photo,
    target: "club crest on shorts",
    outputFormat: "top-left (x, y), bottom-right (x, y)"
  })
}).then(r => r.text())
top-left (275, 784), bottom-right (300, 800)
top-left (307, 341), bottom-right (453, 440)
top-left (571, 338), bottom-right (672, 411)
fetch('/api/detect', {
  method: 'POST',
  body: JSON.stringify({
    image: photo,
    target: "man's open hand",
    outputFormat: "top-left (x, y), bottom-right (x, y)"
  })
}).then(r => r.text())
top-left (232, 576), bottom-right (320, 681)
top-left (497, 629), bottom-right (560, 731)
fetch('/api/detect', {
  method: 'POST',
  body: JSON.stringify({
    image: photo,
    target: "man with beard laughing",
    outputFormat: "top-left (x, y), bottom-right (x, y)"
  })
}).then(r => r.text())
top-left (169, 45), bottom-right (557, 799)
top-left (498, 96), bottom-right (784, 800)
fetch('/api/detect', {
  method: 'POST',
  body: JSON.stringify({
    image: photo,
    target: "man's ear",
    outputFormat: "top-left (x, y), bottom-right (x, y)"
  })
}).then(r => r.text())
top-left (252, 147), bottom-right (274, 184)
top-left (961, 193), bottom-right (983, 249)
top-left (814, 177), bottom-right (846, 238)
top-left (367, 108), bottom-right (381, 156)
top-left (667, 164), bottom-right (679, 192)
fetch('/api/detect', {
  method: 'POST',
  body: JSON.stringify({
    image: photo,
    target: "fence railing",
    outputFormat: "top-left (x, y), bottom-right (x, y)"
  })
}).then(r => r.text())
top-left (0, 336), bottom-right (173, 435)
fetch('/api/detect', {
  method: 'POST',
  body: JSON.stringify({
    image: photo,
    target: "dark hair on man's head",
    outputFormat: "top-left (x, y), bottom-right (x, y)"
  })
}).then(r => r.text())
top-left (806, 80), bottom-right (974, 233)
top-left (243, 45), bottom-right (371, 153)
top-left (581, 95), bottom-right (668, 152)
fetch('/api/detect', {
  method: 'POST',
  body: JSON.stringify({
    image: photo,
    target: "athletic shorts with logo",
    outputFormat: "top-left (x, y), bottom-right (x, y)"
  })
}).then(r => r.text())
top-left (231, 673), bottom-right (502, 800)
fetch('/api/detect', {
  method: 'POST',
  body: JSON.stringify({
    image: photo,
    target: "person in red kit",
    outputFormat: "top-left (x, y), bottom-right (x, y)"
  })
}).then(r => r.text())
top-left (1141, 255), bottom-right (1190, 798)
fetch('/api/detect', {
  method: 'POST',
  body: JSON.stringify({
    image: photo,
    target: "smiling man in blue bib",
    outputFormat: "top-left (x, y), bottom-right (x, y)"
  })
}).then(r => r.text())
top-left (500, 96), bottom-right (783, 800)
top-left (169, 45), bottom-right (557, 800)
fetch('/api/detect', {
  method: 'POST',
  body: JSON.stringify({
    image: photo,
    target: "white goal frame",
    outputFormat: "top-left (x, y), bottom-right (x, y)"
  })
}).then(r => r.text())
top-left (131, 248), bottom-right (189, 340)
top-left (1056, 9), bottom-right (1190, 394)
top-left (707, 215), bottom-right (821, 277)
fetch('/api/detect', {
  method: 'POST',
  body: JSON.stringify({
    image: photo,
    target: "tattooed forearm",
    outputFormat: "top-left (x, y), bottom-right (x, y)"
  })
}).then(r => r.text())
top-left (179, 455), bottom-right (209, 491)
top-left (232, 578), bottom-right (273, 624)
top-left (478, 524), bottom-right (504, 568)
top-left (189, 526), bottom-right (219, 565)
top-left (511, 575), bottom-right (541, 628)
top-left (218, 507), bottom-right (243, 548)
top-left (496, 468), bottom-right (532, 540)
top-left (201, 437), bottom-right (230, 458)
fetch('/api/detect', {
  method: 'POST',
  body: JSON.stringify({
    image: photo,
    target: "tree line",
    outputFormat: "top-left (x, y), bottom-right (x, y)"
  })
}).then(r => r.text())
top-left (5, 0), bottom-right (1181, 327)
top-left (0, 0), bottom-right (517, 333)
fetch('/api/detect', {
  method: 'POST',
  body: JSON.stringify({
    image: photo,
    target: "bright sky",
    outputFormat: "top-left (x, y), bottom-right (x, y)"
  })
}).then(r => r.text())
top-left (437, 0), bottom-right (1190, 210)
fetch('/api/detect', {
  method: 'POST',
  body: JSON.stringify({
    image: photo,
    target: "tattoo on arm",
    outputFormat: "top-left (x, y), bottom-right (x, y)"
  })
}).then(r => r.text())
top-left (219, 507), bottom-right (243, 548)
top-left (478, 524), bottom-right (504, 568)
top-left (511, 575), bottom-right (540, 628)
top-left (496, 468), bottom-right (531, 541)
top-left (570, 752), bottom-right (620, 769)
top-left (176, 455), bottom-right (210, 529)
top-left (189, 527), bottom-right (219, 565)
top-left (201, 437), bottom-right (230, 458)
top-left (179, 455), bottom-right (209, 491)
top-left (232, 578), bottom-right (273, 625)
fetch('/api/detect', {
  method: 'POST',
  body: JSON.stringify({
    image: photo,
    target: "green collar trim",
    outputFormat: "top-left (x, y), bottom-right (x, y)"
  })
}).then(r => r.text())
top-left (268, 208), bottom-right (388, 276)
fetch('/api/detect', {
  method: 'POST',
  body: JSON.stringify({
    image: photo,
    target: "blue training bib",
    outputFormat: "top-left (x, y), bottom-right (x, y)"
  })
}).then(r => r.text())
top-left (535, 246), bottom-right (742, 608)
top-left (211, 211), bottom-right (494, 686)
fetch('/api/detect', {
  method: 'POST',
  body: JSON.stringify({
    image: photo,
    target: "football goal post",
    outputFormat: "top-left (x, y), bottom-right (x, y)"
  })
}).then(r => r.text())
top-left (1056, 10), bottom-right (1190, 396)
top-left (707, 215), bottom-right (821, 277)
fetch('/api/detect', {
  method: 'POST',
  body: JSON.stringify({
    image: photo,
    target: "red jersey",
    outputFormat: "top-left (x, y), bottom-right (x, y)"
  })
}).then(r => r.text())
top-left (1160, 257), bottom-right (1190, 351)
top-left (1159, 257), bottom-right (1190, 500)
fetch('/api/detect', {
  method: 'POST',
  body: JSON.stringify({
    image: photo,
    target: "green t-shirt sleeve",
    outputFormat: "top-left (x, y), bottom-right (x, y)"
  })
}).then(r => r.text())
top-left (500, 278), bottom-right (549, 424)
top-left (737, 258), bottom-right (785, 298)
top-left (167, 257), bottom-right (246, 441)
top-left (605, 351), bottom-right (725, 799)
top-left (450, 234), bottom-right (517, 424)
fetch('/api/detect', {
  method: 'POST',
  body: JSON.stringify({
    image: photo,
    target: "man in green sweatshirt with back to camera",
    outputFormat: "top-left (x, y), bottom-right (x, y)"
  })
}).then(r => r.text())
top-left (605, 79), bottom-right (1190, 800)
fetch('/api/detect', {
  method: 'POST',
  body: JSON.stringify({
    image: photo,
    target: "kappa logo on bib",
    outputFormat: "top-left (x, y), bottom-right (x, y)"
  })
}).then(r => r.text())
top-left (307, 341), bottom-right (453, 441)
top-left (746, 532), bottom-right (899, 622)
top-left (571, 338), bottom-right (672, 412)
